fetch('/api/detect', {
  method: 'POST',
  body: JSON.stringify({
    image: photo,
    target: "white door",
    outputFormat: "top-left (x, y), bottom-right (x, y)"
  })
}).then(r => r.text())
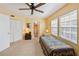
top-left (0, 14), bottom-right (10, 52)
top-left (14, 20), bottom-right (23, 41)
top-left (10, 20), bottom-right (23, 42)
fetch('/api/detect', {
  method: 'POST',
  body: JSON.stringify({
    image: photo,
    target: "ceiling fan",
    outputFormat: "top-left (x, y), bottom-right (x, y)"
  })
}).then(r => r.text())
top-left (19, 3), bottom-right (46, 15)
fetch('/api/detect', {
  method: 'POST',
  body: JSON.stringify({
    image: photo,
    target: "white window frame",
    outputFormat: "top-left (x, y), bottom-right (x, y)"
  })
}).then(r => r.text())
top-left (59, 10), bottom-right (77, 44)
top-left (51, 18), bottom-right (58, 36)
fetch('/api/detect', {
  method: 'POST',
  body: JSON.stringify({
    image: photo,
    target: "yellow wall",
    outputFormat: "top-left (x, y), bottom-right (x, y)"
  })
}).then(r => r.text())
top-left (45, 3), bottom-right (79, 55)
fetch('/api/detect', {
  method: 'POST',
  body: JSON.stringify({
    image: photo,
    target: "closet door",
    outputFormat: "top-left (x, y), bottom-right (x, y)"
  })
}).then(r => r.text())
top-left (0, 14), bottom-right (10, 52)
top-left (14, 20), bottom-right (23, 41)
top-left (10, 20), bottom-right (23, 42)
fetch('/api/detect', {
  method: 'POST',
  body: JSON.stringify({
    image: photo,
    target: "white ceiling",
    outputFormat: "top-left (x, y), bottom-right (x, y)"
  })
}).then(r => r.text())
top-left (0, 3), bottom-right (66, 18)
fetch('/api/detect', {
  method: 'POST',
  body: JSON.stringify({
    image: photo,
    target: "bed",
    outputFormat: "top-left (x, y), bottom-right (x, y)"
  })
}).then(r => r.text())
top-left (39, 35), bottom-right (76, 56)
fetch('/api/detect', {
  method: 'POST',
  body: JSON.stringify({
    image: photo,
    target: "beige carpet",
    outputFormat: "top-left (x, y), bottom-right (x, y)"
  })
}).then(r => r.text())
top-left (0, 38), bottom-right (44, 56)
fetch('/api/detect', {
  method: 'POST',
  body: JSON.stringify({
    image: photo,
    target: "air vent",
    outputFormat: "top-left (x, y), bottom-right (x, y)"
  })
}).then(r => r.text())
top-left (10, 15), bottom-right (15, 17)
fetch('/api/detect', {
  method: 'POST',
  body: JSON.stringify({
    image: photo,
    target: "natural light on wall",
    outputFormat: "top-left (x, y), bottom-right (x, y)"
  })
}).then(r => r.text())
top-left (51, 18), bottom-right (58, 36)
top-left (59, 10), bottom-right (77, 44)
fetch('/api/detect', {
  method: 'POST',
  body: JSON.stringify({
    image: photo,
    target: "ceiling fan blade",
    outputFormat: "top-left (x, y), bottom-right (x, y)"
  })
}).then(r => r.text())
top-left (35, 3), bottom-right (45, 8)
top-left (19, 8), bottom-right (30, 10)
top-left (35, 9), bottom-right (44, 13)
top-left (25, 3), bottom-right (31, 7)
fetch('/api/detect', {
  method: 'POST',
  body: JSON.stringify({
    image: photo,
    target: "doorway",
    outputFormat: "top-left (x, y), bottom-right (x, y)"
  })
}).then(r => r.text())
top-left (33, 22), bottom-right (39, 38)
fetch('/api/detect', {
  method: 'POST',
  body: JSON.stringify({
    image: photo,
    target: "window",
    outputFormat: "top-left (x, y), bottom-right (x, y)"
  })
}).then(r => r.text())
top-left (51, 18), bottom-right (58, 36)
top-left (59, 10), bottom-right (77, 43)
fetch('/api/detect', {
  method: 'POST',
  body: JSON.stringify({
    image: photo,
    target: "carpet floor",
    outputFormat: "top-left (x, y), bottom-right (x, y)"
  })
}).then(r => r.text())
top-left (0, 38), bottom-right (44, 56)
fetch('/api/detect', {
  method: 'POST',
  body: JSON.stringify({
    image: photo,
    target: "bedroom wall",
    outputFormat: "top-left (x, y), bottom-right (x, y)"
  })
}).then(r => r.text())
top-left (0, 14), bottom-right (10, 52)
top-left (44, 3), bottom-right (79, 55)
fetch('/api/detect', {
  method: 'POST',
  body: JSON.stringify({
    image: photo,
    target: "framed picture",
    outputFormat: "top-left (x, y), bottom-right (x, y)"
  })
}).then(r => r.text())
top-left (26, 23), bottom-right (30, 28)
